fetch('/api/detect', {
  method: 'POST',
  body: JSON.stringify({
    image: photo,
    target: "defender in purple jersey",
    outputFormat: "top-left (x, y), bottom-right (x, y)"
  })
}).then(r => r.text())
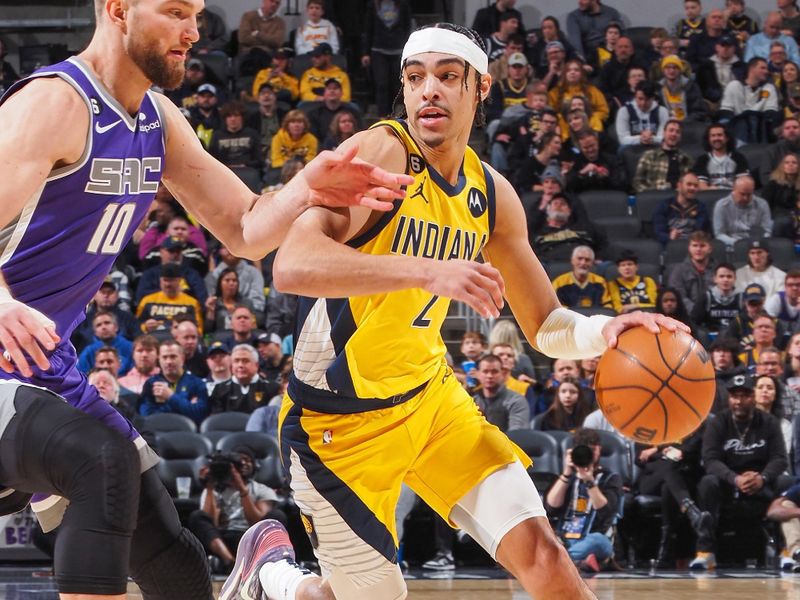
top-left (0, 0), bottom-right (411, 597)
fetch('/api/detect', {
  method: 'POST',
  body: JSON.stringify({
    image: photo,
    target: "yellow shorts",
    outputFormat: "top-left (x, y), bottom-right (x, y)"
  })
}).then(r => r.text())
top-left (278, 363), bottom-right (530, 573)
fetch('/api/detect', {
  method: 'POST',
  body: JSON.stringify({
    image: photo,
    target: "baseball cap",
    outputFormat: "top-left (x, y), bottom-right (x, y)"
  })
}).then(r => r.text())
top-left (541, 163), bottom-right (564, 187)
top-left (256, 332), bottom-right (282, 346)
top-left (100, 275), bottom-right (116, 290)
top-left (743, 283), bottom-right (766, 302)
top-left (545, 41), bottom-right (565, 53)
top-left (508, 52), bottom-right (528, 67)
top-left (197, 83), bottom-right (217, 96)
top-left (615, 249), bottom-right (639, 264)
top-left (311, 42), bottom-right (333, 57)
top-left (160, 263), bottom-right (182, 279)
top-left (274, 47), bottom-right (292, 59)
top-left (207, 340), bottom-right (230, 356)
top-left (661, 55), bottom-right (683, 70)
top-left (748, 239), bottom-right (768, 251)
top-left (187, 58), bottom-right (204, 70)
top-left (726, 373), bottom-right (754, 392)
top-left (324, 77), bottom-right (342, 88)
top-left (717, 34), bottom-right (736, 47)
top-left (161, 236), bottom-right (186, 251)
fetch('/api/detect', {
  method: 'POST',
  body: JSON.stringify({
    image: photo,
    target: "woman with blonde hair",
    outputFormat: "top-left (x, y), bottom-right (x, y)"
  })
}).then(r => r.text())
top-left (267, 109), bottom-right (318, 184)
top-left (489, 319), bottom-right (535, 379)
top-left (549, 59), bottom-right (609, 134)
top-left (763, 152), bottom-right (800, 215)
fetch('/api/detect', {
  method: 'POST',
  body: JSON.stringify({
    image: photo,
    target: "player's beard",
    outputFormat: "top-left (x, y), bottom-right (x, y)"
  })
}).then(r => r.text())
top-left (128, 37), bottom-right (185, 90)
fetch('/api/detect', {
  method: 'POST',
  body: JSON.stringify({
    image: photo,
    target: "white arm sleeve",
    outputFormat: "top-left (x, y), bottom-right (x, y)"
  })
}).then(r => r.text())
top-left (535, 307), bottom-right (612, 359)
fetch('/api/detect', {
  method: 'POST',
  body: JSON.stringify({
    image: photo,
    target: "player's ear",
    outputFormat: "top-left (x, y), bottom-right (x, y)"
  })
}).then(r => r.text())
top-left (107, 0), bottom-right (128, 31)
top-left (479, 73), bottom-right (492, 102)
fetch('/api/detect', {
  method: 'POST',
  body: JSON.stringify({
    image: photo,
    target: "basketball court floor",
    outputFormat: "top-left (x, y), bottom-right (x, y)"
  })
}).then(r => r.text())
top-left (0, 566), bottom-right (797, 599)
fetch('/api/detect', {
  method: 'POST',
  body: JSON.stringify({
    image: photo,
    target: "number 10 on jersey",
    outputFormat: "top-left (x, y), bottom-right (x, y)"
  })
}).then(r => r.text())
top-left (86, 202), bottom-right (136, 255)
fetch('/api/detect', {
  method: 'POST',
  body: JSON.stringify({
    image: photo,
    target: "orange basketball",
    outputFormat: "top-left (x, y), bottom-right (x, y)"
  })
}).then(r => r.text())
top-left (595, 328), bottom-right (715, 444)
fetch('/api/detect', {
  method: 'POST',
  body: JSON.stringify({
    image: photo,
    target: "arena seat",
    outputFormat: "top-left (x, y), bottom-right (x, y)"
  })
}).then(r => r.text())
top-left (732, 237), bottom-right (796, 271)
top-left (737, 143), bottom-right (770, 187)
top-left (198, 53), bottom-right (231, 92)
top-left (634, 189), bottom-right (674, 235)
top-left (594, 215), bottom-right (641, 238)
top-left (139, 413), bottom-right (197, 434)
top-left (216, 432), bottom-right (286, 489)
top-left (621, 146), bottom-right (649, 184)
top-left (603, 261), bottom-right (661, 282)
top-left (695, 188), bottom-right (729, 214)
top-left (559, 429), bottom-right (633, 486)
top-left (625, 26), bottom-right (655, 53)
top-left (608, 239), bottom-right (663, 265)
top-left (577, 190), bottom-right (631, 220)
top-left (154, 431), bottom-right (213, 460)
top-left (679, 121), bottom-right (708, 149)
top-left (663, 238), bottom-right (728, 266)
top-left (506, 429), bottom-right (560, 491)
top-left (200, 411), bottom-right (251, 434)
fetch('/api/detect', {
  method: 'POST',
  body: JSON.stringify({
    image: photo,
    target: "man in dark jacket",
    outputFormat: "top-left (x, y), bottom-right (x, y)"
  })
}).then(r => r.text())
top-left (471, 0), bottom-right (525, 40)
top-left (667, 231), bottom-right (718, 313)
top-left (209, 344), bottom-right (280, 414)
top-left (531, 193), bottom-right (608, 261)
top-left (565, 129), bottom-right (626, 193)
top-left (690, 373), bottom-right (790, 570)
top-left (653, 172), bottom-right (710, 245)
top-left (694, 35), bottom-right (746, 111)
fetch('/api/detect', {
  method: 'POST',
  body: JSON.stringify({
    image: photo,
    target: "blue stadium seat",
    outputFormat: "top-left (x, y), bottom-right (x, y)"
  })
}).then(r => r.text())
top-left (140, 413), bottom-right (197, 433)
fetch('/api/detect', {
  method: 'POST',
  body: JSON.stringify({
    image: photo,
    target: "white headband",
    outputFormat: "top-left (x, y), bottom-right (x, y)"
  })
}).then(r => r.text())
top-left (401, 28), bottom-right (489, 75)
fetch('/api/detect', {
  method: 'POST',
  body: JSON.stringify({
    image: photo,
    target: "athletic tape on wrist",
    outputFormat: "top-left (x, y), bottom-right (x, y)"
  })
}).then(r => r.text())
top-left (0, 287), bottom-right (12, 303)
top-left (535, 307), bottom-right (611, 359)
top-left (401, 28), bottom-right (489, 75)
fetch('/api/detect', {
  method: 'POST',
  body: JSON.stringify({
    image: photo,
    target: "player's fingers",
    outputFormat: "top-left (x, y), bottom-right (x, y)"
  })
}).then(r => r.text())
top-left (17, 313), bottom-right (56, 370)
top-left (472, 271), bottom-right (505, 311)
top-left (464, 282), bottom-right (499, 318)
top-left (334, 143), bottom-right (359, 164)
top-left (363, 185), bottom-right (408, 201)
top-left (0, 352), bottom-right (14, 374)
top-left (0, 329), bottom-right (32, 377)
top-left (478, 262), bottom-right (506, 297)
top-left (357, 196), bottom-right (395, 212)
top-left (367, 165), bottom-right (415, 188)
top-left (19, 311), bottom-right (59, 351)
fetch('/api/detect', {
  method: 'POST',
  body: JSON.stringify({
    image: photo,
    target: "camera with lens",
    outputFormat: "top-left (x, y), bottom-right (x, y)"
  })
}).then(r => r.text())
top-left (571, 444), bottom-right (595, 468)
top-left (207, 451), bottom-right (244, 487)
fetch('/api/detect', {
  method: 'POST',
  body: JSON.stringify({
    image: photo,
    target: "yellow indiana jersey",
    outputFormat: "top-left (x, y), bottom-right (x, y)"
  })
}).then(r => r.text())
top-left (291, 119), bottom-right (495, 405)
top-left (608, 275), bottom-right (658, 313)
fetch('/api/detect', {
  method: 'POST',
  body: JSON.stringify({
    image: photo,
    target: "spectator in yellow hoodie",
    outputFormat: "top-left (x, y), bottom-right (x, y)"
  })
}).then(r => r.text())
top-left (548, 58), bottom-right (609, 134)
top-left (250, 48), bottom-right (300, 102)
top-left (267, 109), bottom-right (318, 184)
top-left (299, 42), bottom-right (351, 102)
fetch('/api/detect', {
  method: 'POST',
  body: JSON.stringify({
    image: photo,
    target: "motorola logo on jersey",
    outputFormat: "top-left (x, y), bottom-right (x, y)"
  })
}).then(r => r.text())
top-left (467, 187), bottom-right (487, 218)
top-left (85, 157), bottom-right (162, 195)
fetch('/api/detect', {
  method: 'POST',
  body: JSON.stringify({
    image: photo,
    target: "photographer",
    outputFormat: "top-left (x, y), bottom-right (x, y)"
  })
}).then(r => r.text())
top-left (188, 445), bottom-right (284, 573)
top-left (545, 428), bottom-right (623, 573)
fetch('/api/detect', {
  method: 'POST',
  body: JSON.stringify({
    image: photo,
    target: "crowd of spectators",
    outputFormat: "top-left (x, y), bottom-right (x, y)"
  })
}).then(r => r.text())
top-left (3, 0), bottom-right (800, 576)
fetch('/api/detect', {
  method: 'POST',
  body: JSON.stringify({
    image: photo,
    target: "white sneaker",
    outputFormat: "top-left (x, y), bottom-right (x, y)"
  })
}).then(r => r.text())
top-left (422, 551), bottom-right (455, 570)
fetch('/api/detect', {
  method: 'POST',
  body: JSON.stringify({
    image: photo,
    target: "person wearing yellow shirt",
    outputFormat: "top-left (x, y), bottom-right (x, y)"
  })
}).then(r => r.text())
top-left (299, 42), bottom-right (351, 102)
top-left (548, 59), bottom-right (609, 134)
top-left (268, 109), bottom-right (318, 183)
top-left (251, 48), bottom-right (300, 102)
top-left (608, 249), bottom-right (658, 314)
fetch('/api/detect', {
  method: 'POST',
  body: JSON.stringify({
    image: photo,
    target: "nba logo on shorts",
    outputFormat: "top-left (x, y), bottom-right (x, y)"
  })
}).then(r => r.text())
top-left (322, 430), bottom-right (333, 444)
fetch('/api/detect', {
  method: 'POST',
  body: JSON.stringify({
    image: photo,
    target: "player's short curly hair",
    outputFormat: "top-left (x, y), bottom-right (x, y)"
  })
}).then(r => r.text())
top-left (393, 22), bottom-right (490, 127)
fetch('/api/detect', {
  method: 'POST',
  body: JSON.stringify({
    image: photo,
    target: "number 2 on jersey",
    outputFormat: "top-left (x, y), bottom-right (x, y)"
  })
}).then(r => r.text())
top-left (412, 295), bottom-right (439, 328)
top-left (86, 202), bottom-right (136, 255)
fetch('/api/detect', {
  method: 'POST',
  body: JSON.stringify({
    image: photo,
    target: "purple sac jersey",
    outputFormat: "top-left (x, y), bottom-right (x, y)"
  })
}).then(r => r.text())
top-left (0, 57), bottom-right (165, 507)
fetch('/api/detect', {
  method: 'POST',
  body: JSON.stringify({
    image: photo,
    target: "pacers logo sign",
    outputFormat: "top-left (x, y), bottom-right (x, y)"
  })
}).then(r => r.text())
top-left (467, 187), bottom-right (487, 218)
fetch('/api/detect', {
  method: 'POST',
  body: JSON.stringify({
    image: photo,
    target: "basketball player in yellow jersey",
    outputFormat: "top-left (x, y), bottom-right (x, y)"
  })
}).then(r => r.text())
top-left (221, 23), bottom-right (688, 600)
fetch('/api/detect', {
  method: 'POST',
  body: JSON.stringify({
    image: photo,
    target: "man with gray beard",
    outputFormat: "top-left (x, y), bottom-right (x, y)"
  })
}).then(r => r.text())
top-left (531, 192), bottom-right (607, 261)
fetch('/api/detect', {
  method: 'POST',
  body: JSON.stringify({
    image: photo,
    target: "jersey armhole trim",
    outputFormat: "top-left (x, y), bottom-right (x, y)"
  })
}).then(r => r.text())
top-left (482, 161), bottom-right (497, 235)
top-left (147, 91), bottom-right (169, 151)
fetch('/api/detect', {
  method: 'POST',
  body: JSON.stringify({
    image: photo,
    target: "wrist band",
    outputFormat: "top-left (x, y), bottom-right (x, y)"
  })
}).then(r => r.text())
top-left (535, 307), bottom-right (611, 359)
top-left (0, 287), bottom-right (12, 303)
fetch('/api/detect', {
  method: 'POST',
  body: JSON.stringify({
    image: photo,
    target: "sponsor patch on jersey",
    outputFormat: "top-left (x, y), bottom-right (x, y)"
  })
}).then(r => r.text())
top-left (466, 187), bottom-right (487, 218)
top-left (300, 512), bottom-right (319, 548)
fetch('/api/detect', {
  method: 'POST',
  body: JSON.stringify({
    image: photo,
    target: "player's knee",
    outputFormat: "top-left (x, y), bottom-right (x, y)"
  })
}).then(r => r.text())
top-left (328, 563), bottom-right (407, 600)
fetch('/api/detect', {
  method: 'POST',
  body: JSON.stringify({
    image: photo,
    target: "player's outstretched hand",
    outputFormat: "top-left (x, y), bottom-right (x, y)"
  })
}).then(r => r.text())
top-left (300, 145), bottom-right (415, 212)
top-left (422, 260), bottom-right (505, 318)
top-left (602, 311), bottom-right (691, 350)
top-left (0, 298), bottom-right (60, 377)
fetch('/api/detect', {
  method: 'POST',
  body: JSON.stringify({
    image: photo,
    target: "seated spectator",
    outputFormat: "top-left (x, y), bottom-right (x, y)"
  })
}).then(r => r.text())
top-left (205, 245), bottom-right (266, 321)
top-left (214, 305), bottom-right (263, 348)
top-left (188, 83), bottom-right (221, 149)
top-left (540, 357), bottom-right (593, 411)
top-left (611, 65), bottom-right (647, 109)
top-left (245, 404), bottom-right (281, 438)
top-left (675, 0), bottom-right (705, 52)
top-left (723, 284), bottom-right (774, 350)
top-left (615, 80), bottom-right (669, 151)
top-left (137, 263), bottom-right (204, 335)
top-left (167, 58), bottom-right (220, 109)
top-left (306, 79), bottom-right (363, 141)
top-left (781, 67), bottom-right (800, 116)
top-left (513, 131), bottom-right (562, 192)
top-left (653, 172), bottom-right (710, 245)
top-left (137, 190), bottom-right (206, 263)
top-left (552, 245), bottom-right (612, 310)
top-left (710, 337), bottom-right (745, 409)
top-left (633, 119), bottom-right (692, 192)
top-left (607, 249), bottom-right (658, 313)
top-left (549, 59), bottom-right (610, 133)
top-left (725, 0), bottom-right (758, 45)
top-left (738, 314), bottom-right (782, 372)
top-left (597, 35), bottom-right (642, 101)
top-left (141, 215), bottom-right (209, 276)
top-left (294, 0), bottom-right (339, 56)
top-left (648, 37), bottom-right (692, 83)
top-left (119, 334), bottom-right (160, 395)
top-left (205, 268), bottom-right (260, 333)
top-left (299, 43), bottom-right (351, 103)
top-left (189, 445), bottom-right (281, 573)
top-left (691, 373), bottom-right (789, 570)
top-left (686, 8), bottom-right (728, 69)
top-left (485, 12), bottom-right (522, 63)
top-left (560, 104), bottom-right (612, 156)
top-left (694, 35), bottom-right (746, 113)
top-left (138, 340), bottom-right (208, 425)
top-left (490, 81), bottom-right (551, 175)
top-left (255, 332), bottom-right (287, 381)
top-left (691, 124), bottom-right (749, 190)
top-left (634, 424), bottom-right (711, 568)
top-left (204, 341), bottom-right (232, 395)
top-left (209, 344), bottom-right (280, 414)
top-left (488, 34), bottom-right (526, 84)
top-left (264, 288), bottom-right (298, 341)
top-left (756, 346), bottom-right (800, 420)
top-left (88, 368), bottom-right (137, 421)
top-left (713, 175), bottom-right (773, 247)
top-left (565, 0), bottom-right (622, 63)
top-left (720, 58), bottom-right (781, 145)
top-left (667, 231), bottom-right (717, 312)
top-left (656, 55), bottom-right (708, 122)
top-left (487, 52), bottom-right (530, 126)
top-left (745, 11), bottom-right (800, 64)
top-left (754, 374), bottom-right (794, 454)
top-left (535, 376), bottom-right (591, 432)
top-left (545, 428), bottom-right (623, 573)
top-left (767, 483), bottom-right (800, 572)
top-left (193, 8), bottom-right (227, 56)
top-left (209, 101), bottom-right (261, 171)
top-left (321, 110), bottom-right (359, 152)
top-left (268, 109), bottom-right (318, 184)
top-left (735, 241), bottom-right (787, 297)
top-left (765, 116), bottom-right (800, 179)
top-left (174, 319), bottom-right (208, 378)
top-left (73, 276), bottom-right (138, 351)
top-left (763, 153), bottom-right (800, 216)
top-left (250, 49), bottom-right (300, 105)
top-left (136, 236), bottom-right (208, 305)
top-left (531, 191), bottom-right (607, 261)
top-left (640, 27), bottom-right (669, 72)
top-left (457, 330), bottom-right (486, 392)
top-left (565, 129), bottom-right (625, 192)
top-left (77, 311), bottom-right (133, 375)
top-left (767, 41), bottom-right (790, 86)
top-left (691, 262), bottom-right (742, 335)
top-left (488, 319), bottom-right (536, 380)
top-left (592, 21), bottom-right (621, 71)
top-left (237, 0), bottom-right (285, 74)
top-left (527, 16), bottom-right (576, 82)
top-left (539, 40), bottom-right (567, 90)
top-left (656, 286), bottom-right (697, 332)
top-left (490, 343), bottom-right (538, 414)
top-left (471, 354), bottom-right (529, 432)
